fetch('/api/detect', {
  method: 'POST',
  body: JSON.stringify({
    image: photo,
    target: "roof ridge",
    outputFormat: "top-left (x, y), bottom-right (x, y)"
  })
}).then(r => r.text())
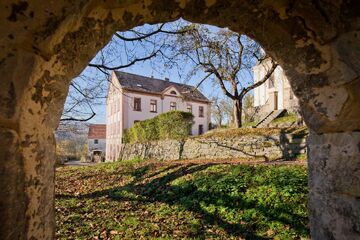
top-left (114, 71), bottom-right (210, 102)
top-left (114, 70), bottom-right (196, 88)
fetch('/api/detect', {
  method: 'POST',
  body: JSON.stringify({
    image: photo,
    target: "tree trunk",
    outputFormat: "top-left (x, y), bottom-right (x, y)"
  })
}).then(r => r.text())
top-left (216, 107), bottom-right (222, 128)
top-left (233, 99), bottom-right (242, 128)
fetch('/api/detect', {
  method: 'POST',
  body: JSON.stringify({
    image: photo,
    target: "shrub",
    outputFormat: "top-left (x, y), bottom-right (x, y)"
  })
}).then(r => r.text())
top-left (130, 118), bottom-right (159, 143)
top-left (123, 111), bottom-right (194, 143)
top-left (157, 111), bottom-right (194, 140)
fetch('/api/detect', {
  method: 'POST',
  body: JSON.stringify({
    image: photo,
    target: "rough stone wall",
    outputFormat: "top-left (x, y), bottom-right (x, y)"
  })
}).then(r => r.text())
top-left (307, 132), bottom-right (360, 240)
top-left (119, 139), bottom-right (182, 161)
top-left (0, 0), bottom-right (359, 239)
top-left (119, 133), bottom-right (307, 161)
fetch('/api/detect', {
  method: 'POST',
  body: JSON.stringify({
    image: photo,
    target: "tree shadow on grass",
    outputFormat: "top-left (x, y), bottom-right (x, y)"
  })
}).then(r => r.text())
top-left (141, 163), bottom-right (182, 180)
top-left (56, 163), bottom-right (308, 239)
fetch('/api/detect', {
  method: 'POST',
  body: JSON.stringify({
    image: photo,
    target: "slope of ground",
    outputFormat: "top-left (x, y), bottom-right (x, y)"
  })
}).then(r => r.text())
top-left (197, 126), bottom-right (307, 140)
top-left (56, 159), bottom-right (309, 239)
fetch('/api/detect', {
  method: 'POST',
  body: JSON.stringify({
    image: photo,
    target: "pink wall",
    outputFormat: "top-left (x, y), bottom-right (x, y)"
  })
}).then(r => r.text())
top-left (106, 75), bottom-right (211, 161)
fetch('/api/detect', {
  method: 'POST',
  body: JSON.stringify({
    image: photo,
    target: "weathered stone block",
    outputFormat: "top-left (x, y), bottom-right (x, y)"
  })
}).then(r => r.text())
top-left (0, 128), bottom-right (25, 240)
top-left (308, 132), bottom-right (360, 239)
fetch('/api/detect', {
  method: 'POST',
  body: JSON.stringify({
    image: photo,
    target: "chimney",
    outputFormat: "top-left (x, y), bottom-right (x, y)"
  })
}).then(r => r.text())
top-left (165, 77), bottom-right (170, 82)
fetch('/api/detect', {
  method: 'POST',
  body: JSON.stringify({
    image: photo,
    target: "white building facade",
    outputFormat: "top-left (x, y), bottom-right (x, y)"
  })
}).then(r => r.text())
top-left (106, 71), bottom-right (211, 161)
top-left (253, 60), bottom-right (298, 118)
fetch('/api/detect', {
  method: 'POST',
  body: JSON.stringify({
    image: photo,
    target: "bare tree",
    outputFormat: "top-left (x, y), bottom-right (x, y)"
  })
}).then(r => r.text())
top-left (211, 96), bottom-right (223, 128)
top-left (61, 71), bottom-right (107, 122)
top-left (169, 24), bottom-right (278, 128)
top-left (221, 97), bottom-right (236, 127)
top-left (61, 20), bottom-right (191, 122)
top-left (243, 94), bottom-right (255, 123)
top-left (211, 95), bottom-right (237, 128)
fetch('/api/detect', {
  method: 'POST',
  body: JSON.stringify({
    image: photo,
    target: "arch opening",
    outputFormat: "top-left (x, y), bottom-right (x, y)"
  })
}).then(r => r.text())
top-left (59, 19), bottom-right (306, 163)
top-left (0, 1), bottom-right (359, 239)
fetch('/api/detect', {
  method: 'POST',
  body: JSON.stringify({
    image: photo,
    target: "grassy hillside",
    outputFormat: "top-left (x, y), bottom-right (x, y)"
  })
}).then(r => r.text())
top-left (56, 159), bottom-right (309, 239)
top-left (197, 126), bottom-right (308, 140)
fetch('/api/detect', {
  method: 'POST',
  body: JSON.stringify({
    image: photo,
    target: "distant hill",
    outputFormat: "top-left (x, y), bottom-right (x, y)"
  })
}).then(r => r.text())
top-left (55, 122), bottom-right (89, 142)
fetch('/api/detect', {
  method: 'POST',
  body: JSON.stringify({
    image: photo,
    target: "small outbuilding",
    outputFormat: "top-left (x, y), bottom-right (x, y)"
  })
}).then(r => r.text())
top-left (88, 124), bottom-right (106, 162)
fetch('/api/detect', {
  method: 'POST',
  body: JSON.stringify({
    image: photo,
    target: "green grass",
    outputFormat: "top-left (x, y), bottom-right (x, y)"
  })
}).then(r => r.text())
top-left (198, 127), bottom-right (283, 139)
top-left (242, 121), bottom-right (258, 127)
top-left (272, 114), bottom-right (298, 124)
top-left (56, 160), bottom-right (309, 239)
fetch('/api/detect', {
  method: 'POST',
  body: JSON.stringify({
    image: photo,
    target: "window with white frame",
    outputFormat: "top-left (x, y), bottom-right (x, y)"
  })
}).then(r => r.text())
top-left (199, 106), bottom-right (204, 117)
top-left (150, 99), bottom-right (157, 112)
top-left (134, 98), bottom-right (141, 111)
top-left (186, 104), bottom-right (192, 113)
top-left (170, 102), bottom-right (177, 111)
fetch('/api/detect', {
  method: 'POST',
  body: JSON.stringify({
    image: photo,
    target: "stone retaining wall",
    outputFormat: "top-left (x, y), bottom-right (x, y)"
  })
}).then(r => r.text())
top-left (118, 132), bottom-right (307, 161)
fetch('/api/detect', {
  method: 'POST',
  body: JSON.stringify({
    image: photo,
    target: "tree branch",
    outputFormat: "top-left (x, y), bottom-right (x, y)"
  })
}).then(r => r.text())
top-left (60, 111), bottom-right (96, 122)
top-left (192, 72), bottom-right (212, 91)
top-left (88, 50), bottom-right (159, 70)
top-left (207, 64), bottom-right (236, 100)
top-left (61, 82), bottom-right (97, 122)
top-left (114, 23), bottom-right (189, 42)
top-left (239, 59), bottom-right (278, 99)
top-left (231, 35), bottom-right (243, 78)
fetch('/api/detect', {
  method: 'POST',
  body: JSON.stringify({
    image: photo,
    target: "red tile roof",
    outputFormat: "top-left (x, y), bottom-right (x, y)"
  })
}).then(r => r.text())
top-left (88, 124), bottom-right (106, 139)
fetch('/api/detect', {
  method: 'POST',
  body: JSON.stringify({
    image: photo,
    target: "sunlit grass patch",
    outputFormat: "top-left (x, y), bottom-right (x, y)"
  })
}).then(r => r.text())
top-left (272, 113), bottom-right (298, 124)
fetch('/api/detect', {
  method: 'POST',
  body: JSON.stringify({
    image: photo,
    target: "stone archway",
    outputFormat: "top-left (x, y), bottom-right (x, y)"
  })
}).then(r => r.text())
top-left (0, 1), bottom-right (359, 239)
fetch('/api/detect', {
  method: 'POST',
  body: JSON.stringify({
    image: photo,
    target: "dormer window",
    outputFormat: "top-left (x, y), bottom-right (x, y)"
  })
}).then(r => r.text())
top-left (170, 90), bottom-right (177, 95)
